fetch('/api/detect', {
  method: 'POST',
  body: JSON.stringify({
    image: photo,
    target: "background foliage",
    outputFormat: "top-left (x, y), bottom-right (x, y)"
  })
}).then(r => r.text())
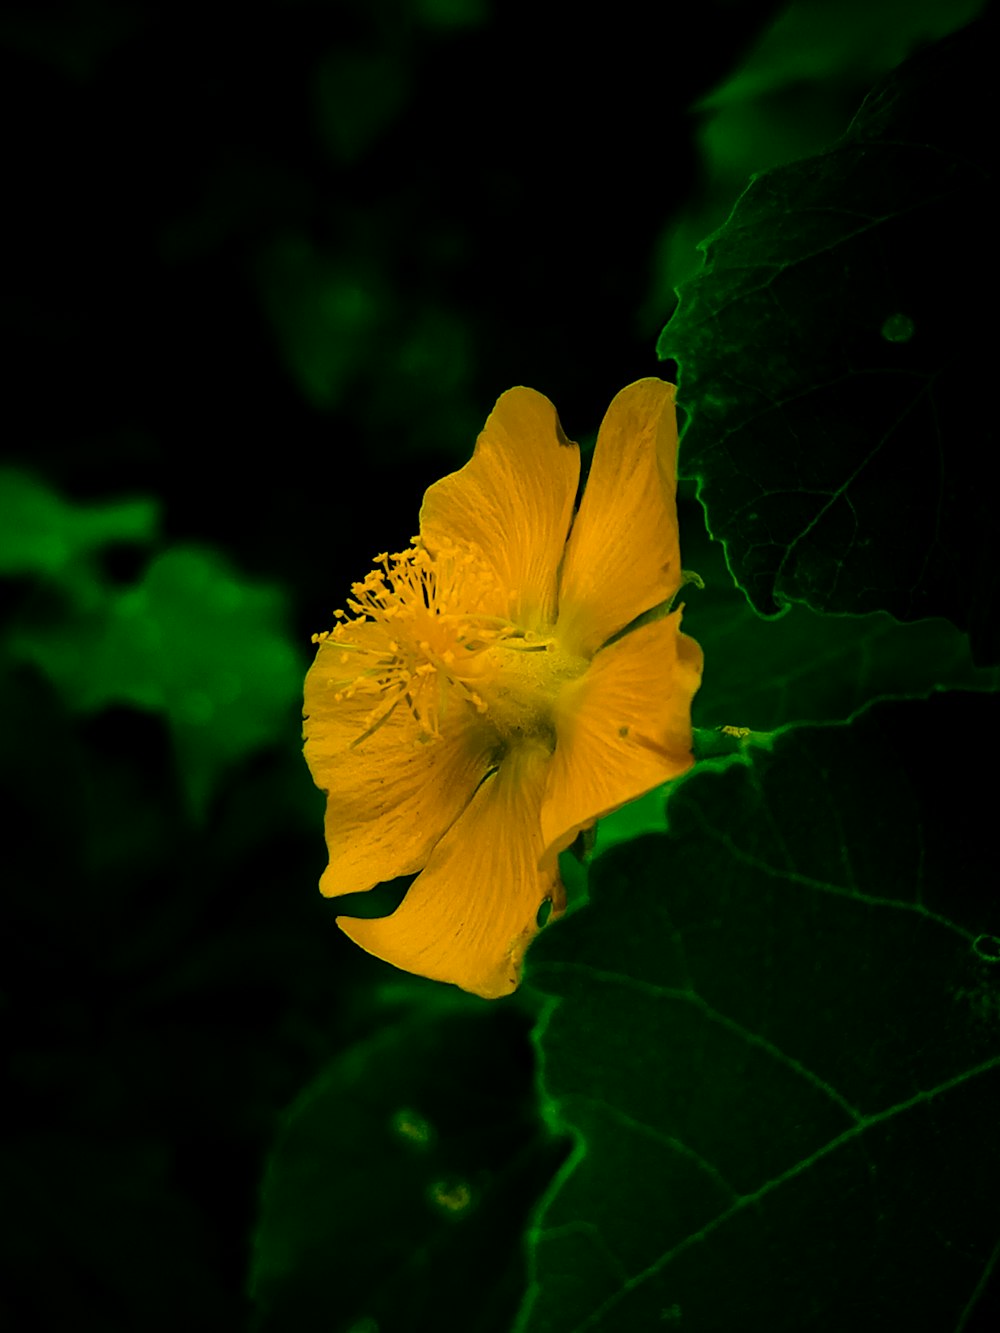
top-left (1, 2), bottom-right (995, 1330)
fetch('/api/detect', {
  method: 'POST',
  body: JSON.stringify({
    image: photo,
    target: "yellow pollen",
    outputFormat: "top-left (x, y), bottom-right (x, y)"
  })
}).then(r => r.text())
top-left (319, 538), bottom-right (588, 749)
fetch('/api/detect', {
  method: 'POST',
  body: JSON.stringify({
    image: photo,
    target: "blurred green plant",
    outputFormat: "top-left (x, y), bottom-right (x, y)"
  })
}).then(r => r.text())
top-left (2, 467), bottom-right (303, 816)
top-left (641, 0), bottom-right (986, 333)
top-left (0, 467), bottom-right (158, 596)
top-left (253, 230), bottom-right (475, 457)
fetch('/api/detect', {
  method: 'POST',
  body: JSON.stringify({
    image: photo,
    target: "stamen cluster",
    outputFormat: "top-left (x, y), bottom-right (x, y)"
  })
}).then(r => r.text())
top-left (312, 539), bottom-right (557, 747)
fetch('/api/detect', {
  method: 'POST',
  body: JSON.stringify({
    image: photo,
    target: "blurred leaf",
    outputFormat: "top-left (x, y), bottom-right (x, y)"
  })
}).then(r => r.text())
top-left (640, 0), bottom-right (985, 331)
top-left (0, 2), bottom-right (144, 81)
top-left (255, 233), bottom-right (385, 410)
top-left (250, 1001), bottom-right (568, 1333)
top-left (519, 691), bottom-right (1000, 1332)
top-left (9, 545), bottom-right (303, 815)
top-left (414, 0), bottom-right (489, 29)
top-left (253, 230), bottom-right (475, 453)
top-left (0, 466), bottom-right (157, 590)
top-left (700, 0), bottom-right (985, 111)
top-left (314, 47), bottom-right (409, 165)
top-left (658, 16), bottom-right (998, 663)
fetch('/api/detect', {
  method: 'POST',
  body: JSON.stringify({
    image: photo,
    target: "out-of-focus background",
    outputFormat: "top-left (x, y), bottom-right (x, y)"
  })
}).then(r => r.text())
top-left (1, 1), bottom-right (986, 1328)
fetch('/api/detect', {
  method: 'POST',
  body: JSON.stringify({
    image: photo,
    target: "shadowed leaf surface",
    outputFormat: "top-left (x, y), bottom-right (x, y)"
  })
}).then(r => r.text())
top-left (674, 488), bottom-right (1000, 733)
top-left (519, 692), bottom-right (1000, 1332)
top-left (659, 15), bottom-right (998, 665)
top-left (251, 1002), bottom-right (569, 1333)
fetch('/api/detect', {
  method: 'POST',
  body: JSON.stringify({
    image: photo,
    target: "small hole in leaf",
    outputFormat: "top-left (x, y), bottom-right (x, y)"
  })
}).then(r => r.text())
top-left (536, 897), bottom-right (553, 927)
top-left (972, 934), bottom-right (1000, 963)
top-left (429, 1178), bottom-right (472, 1215)
top-left (392, 1107), bottom-right (432, 1145)
top-left (881, 312), bottom-right (914, 343)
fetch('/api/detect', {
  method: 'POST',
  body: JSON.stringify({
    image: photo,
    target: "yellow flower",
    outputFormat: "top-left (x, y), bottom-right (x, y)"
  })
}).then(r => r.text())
top-left (303, 379), bottom-right (702, 998)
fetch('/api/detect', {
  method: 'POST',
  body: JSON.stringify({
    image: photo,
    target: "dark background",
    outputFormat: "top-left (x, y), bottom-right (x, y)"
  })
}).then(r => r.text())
top-left (1, 1), bottom-right (960, 1327)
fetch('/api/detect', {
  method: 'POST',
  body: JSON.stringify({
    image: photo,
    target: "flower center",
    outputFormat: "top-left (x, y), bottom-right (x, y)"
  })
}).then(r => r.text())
top-left (313, 540), bottom-right (588, 749)
top-left (470, 637), bottom-right (588, 747)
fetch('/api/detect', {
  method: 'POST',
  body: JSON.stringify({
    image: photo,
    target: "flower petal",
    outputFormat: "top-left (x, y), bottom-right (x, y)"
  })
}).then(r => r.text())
top-left (302, 625), bottom-right (401, 759)
top-left (541, 610), bottom-right (703, 864)
top-left (338, 741), bottom-right (564, 998)
top-left (418, 387), bottom-right (580, 632)
top-left (304, 641), bottom-right (495, 895)
top-left (556, 379), bottom-right (682, 658)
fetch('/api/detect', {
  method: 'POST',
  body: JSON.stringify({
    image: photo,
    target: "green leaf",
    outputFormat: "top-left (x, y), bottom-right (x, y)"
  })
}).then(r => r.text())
top-left (8, 545), bottom-right (302, 815)
top-left (674, 488), bottom-right (1000, 733)
top-left (658, 16), bottom-right (998, 664)
top-left (250, 1001), bottom-right (568, 1333)
top-left (255, 233), bottom-right (385, 410)
top-left (0, 466), bottom-right (157, 587)
top-left (693, 600), bottom-right (1000, 733)
top-left (519, 692), bottom-right (1000, 1332)
top-left (699, 0), bottom-right (986, 114)
top-left (314, 48), bottom-right (410, 165)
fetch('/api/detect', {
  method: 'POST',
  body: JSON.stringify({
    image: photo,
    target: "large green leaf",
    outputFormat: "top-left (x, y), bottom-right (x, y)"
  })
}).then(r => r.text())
top-left (519, 692), bottom-right (1000, 1332)
top-left (658, 15), bottom-right (998, 664)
